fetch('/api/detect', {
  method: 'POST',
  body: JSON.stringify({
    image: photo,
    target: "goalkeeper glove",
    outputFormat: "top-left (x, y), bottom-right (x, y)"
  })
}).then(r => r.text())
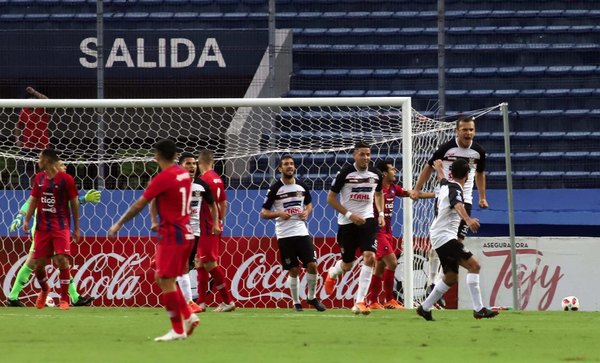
top-left (79, 189), bottom-right (102, 204)
top-left (10, 213), bottom-right (24, 232)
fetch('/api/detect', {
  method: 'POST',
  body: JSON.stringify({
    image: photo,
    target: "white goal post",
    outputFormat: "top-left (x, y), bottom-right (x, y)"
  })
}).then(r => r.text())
top-left (0, 97), bottom-right (462, 308)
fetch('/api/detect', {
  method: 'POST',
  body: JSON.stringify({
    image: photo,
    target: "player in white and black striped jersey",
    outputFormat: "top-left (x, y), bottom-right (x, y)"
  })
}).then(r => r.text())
top-left (325, 141), bottom-right (385, 315)
top-left (417, 159), bottom-right (498, 321)
top-left (260, 155), bottom-right (326, 312)
top-left (411, 116), bottom-right (489, 307)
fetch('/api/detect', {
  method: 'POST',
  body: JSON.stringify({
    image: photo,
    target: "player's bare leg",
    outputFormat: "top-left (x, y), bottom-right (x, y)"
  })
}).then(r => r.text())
top-left (304, 262), bottom-right (326, 311)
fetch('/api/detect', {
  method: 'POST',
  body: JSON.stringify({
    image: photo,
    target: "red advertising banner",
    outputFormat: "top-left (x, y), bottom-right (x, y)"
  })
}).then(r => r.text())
top-left (1, 236), bottom-right (394, 308)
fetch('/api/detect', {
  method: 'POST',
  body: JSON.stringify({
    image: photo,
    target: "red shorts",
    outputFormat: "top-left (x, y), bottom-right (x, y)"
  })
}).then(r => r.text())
top-left (376, 232), bottom-right (397, 260)
top-left (32, 229), bottom-right (71, 259)
top-left (155, 242), bottom-right (193, 278)
top-left (196, 233), bottom-right (221, 262)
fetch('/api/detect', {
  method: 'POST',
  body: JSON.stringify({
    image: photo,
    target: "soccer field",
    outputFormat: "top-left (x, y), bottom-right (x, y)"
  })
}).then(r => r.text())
top-left (1, 308), bottom-right (599, 362)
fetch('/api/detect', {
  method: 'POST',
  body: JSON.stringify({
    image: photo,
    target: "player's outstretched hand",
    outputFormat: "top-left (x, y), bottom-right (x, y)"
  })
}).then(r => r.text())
top-left (84, 189), bottom-right (102, 204)
top-left (10, 214), bottom-right (24, 232)
top-left (108, 223), bottom-right (122, 237)
top-left (479, 198), bottom-right (489, 209)
top-left (467, 218), bottom-right (480, 233)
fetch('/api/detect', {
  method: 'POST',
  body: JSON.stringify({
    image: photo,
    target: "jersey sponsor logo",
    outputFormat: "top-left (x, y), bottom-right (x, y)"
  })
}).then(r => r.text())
top-left (349, 194), bottom-right (371, 201)
top-left (285, 207), bottom-right (304, 215)
top-left (350, 187), bottom-right (373, 193)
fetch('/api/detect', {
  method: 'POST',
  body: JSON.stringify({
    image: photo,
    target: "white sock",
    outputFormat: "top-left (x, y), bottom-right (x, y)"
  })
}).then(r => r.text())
top-left (466, 273), bottom-right (484, 312)
top-left (288, 276), bottom-right (300, 304)
top-left (355, 264), bottom-right (373, 304)
top-left (422, 280), bottom-right (450, 312)
top-left (177, 273), bottom-right (192, 302)
top-left (428, 252), bottom-right (440, 286)
top-left (306, 273), bottom-right (317, 300)
top-left (328, 260), bottom-right (344, 278)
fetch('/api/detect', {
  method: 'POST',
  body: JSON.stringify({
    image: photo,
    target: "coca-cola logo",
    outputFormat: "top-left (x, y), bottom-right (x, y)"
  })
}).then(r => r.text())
top-left (484, 248), bottom-right (564, 310)
top-left (2, 253), bottom-right (147, 300)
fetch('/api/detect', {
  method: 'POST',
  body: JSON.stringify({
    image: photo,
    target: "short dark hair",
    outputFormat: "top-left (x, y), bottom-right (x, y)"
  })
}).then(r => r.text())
top-left (375, 159), bottom-right (393, 174)
top-left (456, 116), bottom-right (475, 129)
top-left (178, 152), bottom-right (195, 165)
top-left (450, 159), bottom-right (470, 180)
top-left (278, 154), bottom-right (294, 168)
top-left (198, 149), bottom-right (214, 164)
top-left (354, 140), bottom-right (371, 152)
top-left (154, 139), bottom-right (177, 161)
top-left (41, 149), bottom-right (59, 163)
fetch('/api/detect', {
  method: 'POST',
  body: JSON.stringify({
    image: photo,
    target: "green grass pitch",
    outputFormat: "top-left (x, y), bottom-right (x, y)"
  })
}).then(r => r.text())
top-left (1, 307), bottom-right (599, 362)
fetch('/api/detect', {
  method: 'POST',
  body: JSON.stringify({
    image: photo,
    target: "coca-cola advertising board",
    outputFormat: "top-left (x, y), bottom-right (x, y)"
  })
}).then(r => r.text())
top-left (1, 236), bottom-right (418, 308)
top-left (458, 237), bottom-right (600, 311)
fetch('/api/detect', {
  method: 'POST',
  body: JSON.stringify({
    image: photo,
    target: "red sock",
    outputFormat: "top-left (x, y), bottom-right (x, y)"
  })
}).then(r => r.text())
top-left (383, 268), bottom-right (396, 302)
top-left (210, 266), bottom-right (232, 304)
top-left (59, 268), bottom-right (70, 302)
top-left (196, 268), bottom-right (209, 305)
top-left (35, 269), bottom-right (49, 292)
top-left (176, 286), bottom-right (192, 320)
top-left (368, 274), bottom-right (382, 304)
top-left (163, 291), bottom-right (184, 334)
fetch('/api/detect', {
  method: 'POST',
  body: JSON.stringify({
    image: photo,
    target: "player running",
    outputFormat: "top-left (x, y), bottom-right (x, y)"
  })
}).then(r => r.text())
top-left (195, 149), bottom-right (235, 312)
top-left (325, 141), bottom-right (385, 315)
top-left (109, 139), bottom-right (199, 342)
top-left (366, 160), bottom-right (434, 310)
top-left (22, 150), bottom-right (81, 311)
top-left (6, 159), bottom-right (99, 307)
top-left (260, 155), bottom-right (326, 312)
top-left (417, 159), bottom-right (498, 321)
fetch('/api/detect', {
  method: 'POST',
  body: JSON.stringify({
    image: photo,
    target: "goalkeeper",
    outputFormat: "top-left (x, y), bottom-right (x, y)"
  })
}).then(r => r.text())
top-left (6, 170), bottom-right (101, 307)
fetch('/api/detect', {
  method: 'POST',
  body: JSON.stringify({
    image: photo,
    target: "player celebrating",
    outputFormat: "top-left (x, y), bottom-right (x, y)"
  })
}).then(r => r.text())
top-left (195, 149), bottom-right (235, 313)
top-left (22, 150), bottom-right (80, 311)
top-left (6, 160), bottom-right (99, 307)
top-left (260, 155), bottom-right (326, 312)
top-left (367, 160), bottom-right (434, 310)
top-left (410, 116), bottom-right (488, 305)
top-left (108, 139), bottom-right (199, 342)
top-left (325, 141), bottom-right (385, 315)
top-left (151, 152), bottom-right (220, 314)
top-left (417, 159), bottom-right (498, 321)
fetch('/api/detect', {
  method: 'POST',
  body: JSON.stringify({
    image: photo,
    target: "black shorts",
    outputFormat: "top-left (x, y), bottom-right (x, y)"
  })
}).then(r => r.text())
top-left (435, 239), bottom-right (474, 274)
top-left (278, 235), bottom-right (317, 270)
top-left (188, 235), bottom-right (200, 270)
top-left (337, 218), bottom-right (378, 263)
top-left (457, 203), bottom-right (473, 240)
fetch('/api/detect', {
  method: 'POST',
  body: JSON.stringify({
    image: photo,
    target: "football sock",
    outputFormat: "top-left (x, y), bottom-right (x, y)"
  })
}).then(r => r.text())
top-left (367, 274), bottom-right (382, 304)
top-left (196, 268), bottom-right (209, 305)
top-left (176, 273), bottom-right (193, 302)
top-left (68, 277), bottom-right (80, 303)
top-left (9, 264), bottom-right (33, 300)
top-left (422, 280), bottom-right (450, 312)
top-left (355, 264), bottom-right (373, 304)
top-left (328, 260), bottom-right (344, 278)
top-left (211, 266), bottom-right (233, 304)
top-left (288, 276), bottom-right (300, 304)
top-left (383, 268), bottom-right (396, 302)
top-left (466, 273), bottom-right (484, 312)
top-left (163, 291), bottom-right (184, 334)
top-left (35, 269), bottom-right (49, 292)
top-left (306, 273), bottom-right (317, 300)
top-left (428, 252), bottom-right (440, 286)
top-left (176, 286), bottom-right (192, 320)
top-left (59, 268), bottom-right (71, 302)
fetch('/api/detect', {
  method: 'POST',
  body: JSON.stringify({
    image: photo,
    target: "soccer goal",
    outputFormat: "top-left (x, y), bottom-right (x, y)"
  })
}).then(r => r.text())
top-left (0, 97), bottom-right (462, 308)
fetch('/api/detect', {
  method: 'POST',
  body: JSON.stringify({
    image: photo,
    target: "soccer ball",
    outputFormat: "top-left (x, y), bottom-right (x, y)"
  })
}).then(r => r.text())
top-left (45, 296), bottom-right (56, 308)
top-left (561, 296), bottom-right (580, 311)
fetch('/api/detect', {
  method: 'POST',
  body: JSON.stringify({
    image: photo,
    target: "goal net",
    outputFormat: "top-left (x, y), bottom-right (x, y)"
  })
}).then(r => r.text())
top-left (0, 97), bottom-right (495, 308)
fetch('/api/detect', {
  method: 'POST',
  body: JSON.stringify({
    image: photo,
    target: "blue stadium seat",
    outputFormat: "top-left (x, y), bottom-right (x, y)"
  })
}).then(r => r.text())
top-left (468, 89), bottom-right (494, 97)
top-left (313, 90), bottom-right (339, 97)
top-left (348, 69), bottom-right (373, 78)
top-left (0, 14), bottom-right (24, 21)
top-left (447, 68), bottom-right (472, 76)
top-left (339, 90), bottom-right (365, 97)
top-left (323, 69), bottom-right (349, 78)
top-left (296, 69), bottom-right (324, 78)
top-left (538, 152), bottom-right (563, 161)
top-left (398, 68), bottom-right (423, 78)
top-left (287, 90), bottom-right (313, 97)
top-left (373, 69), bottom-right (398, 78)
top-left (123, 12), bottom-right (150, 19)
top-left (391, 90), bottom-right (416, 97)
top-left (365, 90), bottom-right (391, 97)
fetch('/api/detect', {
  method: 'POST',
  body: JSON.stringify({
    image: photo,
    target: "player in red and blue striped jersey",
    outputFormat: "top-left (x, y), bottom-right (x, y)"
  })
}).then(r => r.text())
top-left (108, 139), bottom-right (199, 342)
top-left (23, 149), bottom-right (80, 311)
